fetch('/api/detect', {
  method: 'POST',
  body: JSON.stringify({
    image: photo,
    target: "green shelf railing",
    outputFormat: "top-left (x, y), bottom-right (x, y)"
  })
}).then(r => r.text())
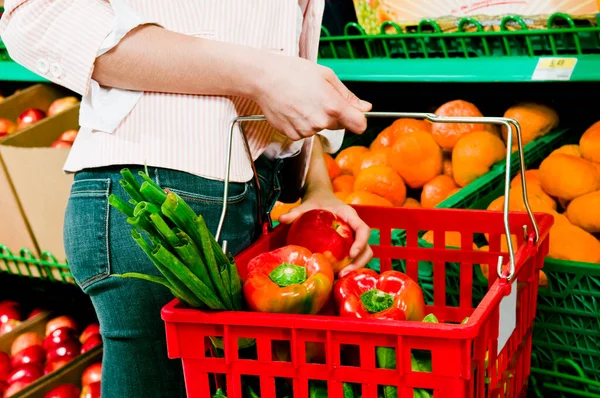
top-left (318, 12), bottom-right (600, 82)
top-left (0, 245), bottom-right (74, 284)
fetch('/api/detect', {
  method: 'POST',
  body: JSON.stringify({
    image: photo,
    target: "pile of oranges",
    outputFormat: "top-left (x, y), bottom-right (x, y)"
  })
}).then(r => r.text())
top-left (327, 99), bottom-right (559, 209)
top-left (271, 99), bottom-right (561, 222)
top-left (485, 120), bottom-right (600, 264)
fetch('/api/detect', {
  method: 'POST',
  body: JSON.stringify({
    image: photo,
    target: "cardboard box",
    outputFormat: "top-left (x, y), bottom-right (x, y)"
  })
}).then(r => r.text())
top-left (16, 347), bottom-right (102, 398)
top-left (0, 84), bottom-right (74, 135)
top-left (0, 311), bottom-right (52, 352)
top-left (354, 0), bottom-right (600, 33)
top-left (0, 84), bottom-right (78, 262)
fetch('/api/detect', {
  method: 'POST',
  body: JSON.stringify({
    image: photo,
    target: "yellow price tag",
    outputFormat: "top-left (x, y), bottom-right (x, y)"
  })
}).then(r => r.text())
top-left (532, 57), bottom-right (578, 81)
top-left (537, 58), bottom-right (577, 69)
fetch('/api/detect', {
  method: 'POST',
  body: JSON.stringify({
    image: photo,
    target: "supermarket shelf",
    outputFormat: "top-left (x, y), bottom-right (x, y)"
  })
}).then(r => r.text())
top-left (318, 55), bottom-right (600, 82)
top-left (0, 60), bottom-right (48, 82)
top-left (318, 13), bottom-right (600, 83)
top-left (0, 245), bottom-right (73, 284)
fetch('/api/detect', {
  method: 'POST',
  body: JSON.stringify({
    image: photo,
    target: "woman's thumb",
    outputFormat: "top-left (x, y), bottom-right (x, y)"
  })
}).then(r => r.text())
top-left (277, 208), bottom-right (301, 224)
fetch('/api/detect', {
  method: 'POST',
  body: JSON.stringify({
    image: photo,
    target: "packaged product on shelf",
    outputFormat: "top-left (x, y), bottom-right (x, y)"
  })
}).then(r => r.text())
top-left (0, 84), bottom-right (80, 262)
top-left (353, 0), bottom-right (599, 34)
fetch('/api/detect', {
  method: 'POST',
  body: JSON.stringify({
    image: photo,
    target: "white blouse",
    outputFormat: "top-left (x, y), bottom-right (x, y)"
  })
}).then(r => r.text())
top-left (76, 0), bottom-right (343, 180)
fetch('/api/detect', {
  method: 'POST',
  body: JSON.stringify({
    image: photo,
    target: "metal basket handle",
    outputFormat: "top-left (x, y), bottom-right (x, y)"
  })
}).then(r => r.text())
top-left (216, 112), bottom-right (539, 281)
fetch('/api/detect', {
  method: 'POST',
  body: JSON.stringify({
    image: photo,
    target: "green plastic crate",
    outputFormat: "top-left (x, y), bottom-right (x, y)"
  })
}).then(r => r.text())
top-left (319, 12), bottom-right (600, 61)
top-left (529, 258), bottom-right (600, 397)
top-left (362, 123), bottom-right (598, 395)
top-left (0, 245), bottom-right (74, 284)
top-left (410, 127), bottom-right (599, 396)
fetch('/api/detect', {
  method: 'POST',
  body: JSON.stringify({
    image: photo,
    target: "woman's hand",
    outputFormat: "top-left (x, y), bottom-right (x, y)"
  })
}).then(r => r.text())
top-left (278, 190), bottom-right (373, 278)
top-left (253, 54), bottom-right (372, 141)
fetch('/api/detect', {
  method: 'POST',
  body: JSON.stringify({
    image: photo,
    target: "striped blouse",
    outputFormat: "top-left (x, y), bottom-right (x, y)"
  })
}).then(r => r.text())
top-left (0, 0), bottom-right (343, 184)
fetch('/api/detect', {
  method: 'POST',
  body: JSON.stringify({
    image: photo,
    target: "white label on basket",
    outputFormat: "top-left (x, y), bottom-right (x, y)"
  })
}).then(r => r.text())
top-left (531, 57), bottom-right (577, 81)
top-left (497, 279), bottom-right (517, 355)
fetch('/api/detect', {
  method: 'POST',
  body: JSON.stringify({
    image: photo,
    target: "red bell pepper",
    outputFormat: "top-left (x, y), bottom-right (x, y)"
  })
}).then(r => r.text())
top-left (334, 268), bottom-right (426, 321)
top-left (243, 245), bottom-right (334, 315)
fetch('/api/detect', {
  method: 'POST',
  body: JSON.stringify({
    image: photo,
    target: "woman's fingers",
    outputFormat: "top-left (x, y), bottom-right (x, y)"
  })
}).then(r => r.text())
top-left (325, 68), bottom-right (372, 113)
top-left (340, 245), bottom-right (373, 278)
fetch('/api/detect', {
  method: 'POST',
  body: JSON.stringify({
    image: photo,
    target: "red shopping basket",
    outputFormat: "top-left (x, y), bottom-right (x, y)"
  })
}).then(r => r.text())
top-left (161, 112), bottom-right (553, 397)
top-left (162, 206), bottom-right (552, 398)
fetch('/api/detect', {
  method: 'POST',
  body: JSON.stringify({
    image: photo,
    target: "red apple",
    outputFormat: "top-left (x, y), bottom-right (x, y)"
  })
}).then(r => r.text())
top-left (0, 301), bottom-right (21, 324)
top-left (45, 316), bottom-right (77, 337)
top-left (0, 320), bottom-right (21, 336)
top-left (80, 335), bottom-right (102, 354)
top-left (0, 352), bottom-right (11, 382)
top-left (11, 345), bottom-right (46, 368)
top-left (286, 209), bottom-right (355, 272)
top-left (47, 97), bottom-right (78, 117)
top-left (0, 119), bottom-right (16, 138)
top-left (43, 358), bottom-right (72, 375)
top-left (11, 332), bottom-right (43, 356)
top-left (6, 364), bottom-right (42, 385)
top-left (27, 309), bottom-right (45, 320)
top-left (44, 327), bottom-right (79, 350)
top-left (0, 381), bottom-right (6, 398)
top-left (58, 129), bottom-right (78, 143)
top-left (79, 324), bottom-right (99, 344)
top-left (81, 363), bottom-right (101, 388)
top-left (44, 384), bottom-right (81, 398)
top-left (17, 108), bottom-right (46, 130)
top-left (4, 380), bottom-right (30, 397)
top-left (46, 340), bottom-right (80, 363)
top-left (79, 381), bottom-right (100, 398)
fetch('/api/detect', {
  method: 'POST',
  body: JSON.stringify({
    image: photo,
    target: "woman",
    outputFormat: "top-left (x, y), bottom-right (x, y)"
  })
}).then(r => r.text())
top-left (0, 1), bottom-right (373, 396)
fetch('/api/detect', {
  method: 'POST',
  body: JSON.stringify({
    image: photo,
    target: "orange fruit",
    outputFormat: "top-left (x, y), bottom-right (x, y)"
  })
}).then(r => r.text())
top-left (352, 148), bottom-right (391, 176)
top-left (335, 146), bottom-right (369, 175)
top-left (486, 185), bottom-right (556, 213)
top-left (448, 187), bottom-right (460, 197)
top-left (370, 119), bottom-right (431, 150)
top-left (487, 196), bottom-right (505, 212)
top-left (332, 175), bottom-right (355, 194)
top-left (547, 210), bottom-right (600, 263)
top-left (442, 153), bottom-right (453, 177)
top-left (422, 230), bottom-right (477, 249)
top-left (270, 199), bottom-right (301, 222)
top-left (539, 153), bottom-right (599, 200)
top-left (503, 103), bottom-right (559, 149)
top-left (354, 165), bottom-right (407, 206)
top-left (402, 198), bottom-right (421, 208)
top-left (388, 130), bottom-right (443, 189)
top-left (550, 144), bottom-right (581, 158)
top-left (580, 121), bottom-right (600, 163)
top-left (538, 270), bottom-right (548, 287)
top-left (478, 244), bottom-right (547, 286)
top-left (566, 190), bottom-right (600, 233)
top-left (323, 153), bottom-right (340, 180)
top-left (509, 184), bottom-right (556, 212)
top-left (510, 169), bottom-right (541, 189)
top-left (334, 191), bottom-right (350, 201)
top-left (431, 100), bottom-right (486, 150)
top-left (421, 175), bottom-right (458, 208)
top-left (452, 131), bottom-right (506, 187)
top-left (344, 191), bottom-right (393, 207)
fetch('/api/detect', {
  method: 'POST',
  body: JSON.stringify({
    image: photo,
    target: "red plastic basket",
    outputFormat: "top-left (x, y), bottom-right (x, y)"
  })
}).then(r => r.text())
top-left (162, 206), bottom-right (552, 398)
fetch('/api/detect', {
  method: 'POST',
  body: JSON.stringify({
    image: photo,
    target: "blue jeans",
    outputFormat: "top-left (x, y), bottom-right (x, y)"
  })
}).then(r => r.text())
top-left (63, 157), bottom-right (281, 398)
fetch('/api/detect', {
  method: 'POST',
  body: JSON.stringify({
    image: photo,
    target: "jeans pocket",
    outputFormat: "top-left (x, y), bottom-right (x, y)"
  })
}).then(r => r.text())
top-left (63, 178), bottom-right (111, 291)
top-left (155, 168), bottom-right (258, 256)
